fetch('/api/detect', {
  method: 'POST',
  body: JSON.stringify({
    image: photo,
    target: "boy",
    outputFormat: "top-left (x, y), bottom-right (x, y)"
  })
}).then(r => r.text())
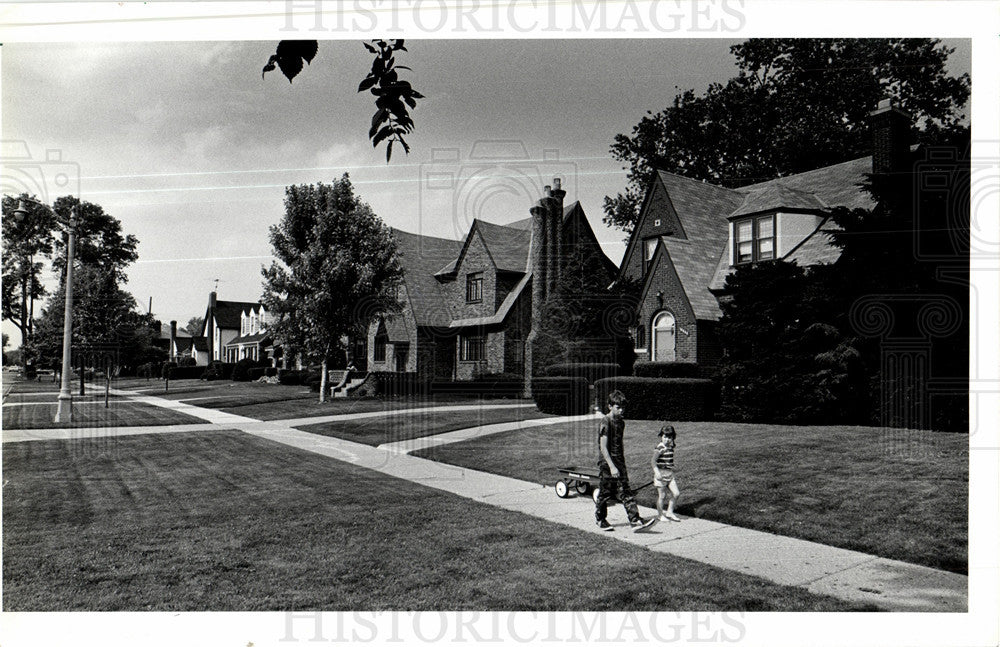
top-left (594, 390), bottom-right (656, 532)
top-left (652, 425), bottom-right (681, 522)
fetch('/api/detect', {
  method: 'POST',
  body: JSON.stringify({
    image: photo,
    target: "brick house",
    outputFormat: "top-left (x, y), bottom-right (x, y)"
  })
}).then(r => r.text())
top-left (366, 183), bottom-right (617, 381)
top-left (620, 99), bottom-right (911, 366)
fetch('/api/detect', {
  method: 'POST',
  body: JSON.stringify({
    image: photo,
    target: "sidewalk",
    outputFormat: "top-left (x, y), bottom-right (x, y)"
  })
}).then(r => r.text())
top-left (4, 387), bottom-right (968, 612)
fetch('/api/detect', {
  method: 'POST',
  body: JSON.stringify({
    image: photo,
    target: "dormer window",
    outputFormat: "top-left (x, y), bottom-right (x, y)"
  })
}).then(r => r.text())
top-left (466, 272), bottom-right (483, 303)
top-left (734, 215), bottom-right (775, 264)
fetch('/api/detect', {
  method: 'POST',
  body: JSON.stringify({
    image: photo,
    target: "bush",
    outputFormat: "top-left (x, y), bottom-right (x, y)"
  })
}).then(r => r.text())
top-left (177, 356), bottom-right (197, 367)
top-left (432, 373), bottom-right (524, 397)
top-left (531, 377), bottom-right (591, 416)
top-left (278, 369), bottom-right (310, 386)
top-left (593, 377), bottom-right (718, 420)
top-left (232, 358), bottom-right (267, 382)
top-left (632, 361), bottom-right (703, 378)
top-left (354, 372), bottom-right (427, 398)
top-left (203, 362), bottom-right (235, 381)
top-left (137, 362), bottom-right (158, 379)
top-left (160, 361), bottom-right (177, 380)
top-left (539, 362), bottom-right (618, 384)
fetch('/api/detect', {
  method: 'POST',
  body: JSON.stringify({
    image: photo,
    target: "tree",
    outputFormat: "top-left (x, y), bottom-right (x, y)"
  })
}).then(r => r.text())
top-left (262, 40), bottom-right (424, 162)
top-left (261, 174), bottom-right (404, 402)
top-left (605, 39), bottom-right (970, 233)
top-left (1, 195), bottom-right (57, 361)
top-left (184, 316), bottom-right (205, 337)
top-left (50, 196), bottom-right (139, 285)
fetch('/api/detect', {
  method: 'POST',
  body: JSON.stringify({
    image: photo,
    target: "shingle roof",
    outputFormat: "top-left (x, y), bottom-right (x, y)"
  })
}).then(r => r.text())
top-left (658, 237), bottom-right (729, 320)
top-left (655, 156), bottom-right (874, 314)
top-left (729, 184), bottom-right (827, 218)
top-left (392, 228), bottom-right (464, 328)
top-left (225, 331), bottom-right (271, 346)
top-left (473, 219), bottom-right (532, 272)
top-left (739, 156), bottom-right (875, 211)
top-left (213, 300), bottom-right (261, 330)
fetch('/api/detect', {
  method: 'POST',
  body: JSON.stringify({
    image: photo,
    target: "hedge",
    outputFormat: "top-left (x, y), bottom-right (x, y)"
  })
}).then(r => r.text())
top-left (203, 362), bottom-right (235, 381)
top-left (593, 377), bottom-right (718, 420)
top-left (278, 369), bottom-right (313, 386)
top-left (165, 365), bottom-right (206, 380)
top-left (531, 376), bottom-right (591, 416)
top-left (354, 372), bottom-right (427, 398)
top-left (431, 375), bottom-right (523, 397)
top-left (632, 361), bottom-right (703, 378)
top-left (539, 362), bottom-right (618, 384)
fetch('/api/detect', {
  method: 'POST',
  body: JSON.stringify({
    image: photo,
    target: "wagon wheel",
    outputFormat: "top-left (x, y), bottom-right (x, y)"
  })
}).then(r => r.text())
top-left (575, 482), bottom-right (590, 495)
top-left (592, 487), bottom-right (601, 503)
top-left (555, 480), bottom-right (570, 498)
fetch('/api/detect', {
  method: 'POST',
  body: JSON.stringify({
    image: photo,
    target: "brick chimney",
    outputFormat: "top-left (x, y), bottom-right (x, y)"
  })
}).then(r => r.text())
top-left (207, 291), bottom-right (217, 362)
top-left (169, 320), bottom-right (177, 360)
top-left (869, 98), bottom-right (912, 176)
top-left (549, 177), bottom-right (566, 289)
top-left (524, 199), bottom-right (548, 397)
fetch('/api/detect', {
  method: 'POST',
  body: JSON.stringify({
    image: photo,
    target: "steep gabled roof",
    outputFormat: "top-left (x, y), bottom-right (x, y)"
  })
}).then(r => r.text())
top-left (656, 171), bottom-right (744, 243)
top-left (392, 228), bottom-right (464, 328)
top-left (225, 331), bottom-right (271, 346)
top-left (474, 219), bottom-right (532, 272)
top-left (212, 300), bottom-right (261, 330)
top-left (655, 237), bottom-right (728, 321)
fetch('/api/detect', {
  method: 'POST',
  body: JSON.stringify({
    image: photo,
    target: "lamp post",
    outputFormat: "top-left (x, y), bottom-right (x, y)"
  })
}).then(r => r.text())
top-left (13, 198), bottom-right (78, 423)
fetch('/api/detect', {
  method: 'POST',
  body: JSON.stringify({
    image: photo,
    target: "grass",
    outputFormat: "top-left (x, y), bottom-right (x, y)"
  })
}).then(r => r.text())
top-left (2, 430), bottom-right (871, 611)
top-left (298, 407), bottom-right (552, 446)
top-left (412, 419), bottom-right (968, 574)
top-left (1, 394), bottom-right (206, 429)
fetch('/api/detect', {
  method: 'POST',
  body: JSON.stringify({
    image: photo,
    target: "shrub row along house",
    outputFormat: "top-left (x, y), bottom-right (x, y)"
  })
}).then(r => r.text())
top-left (619, 98), bottom-right (911, 366)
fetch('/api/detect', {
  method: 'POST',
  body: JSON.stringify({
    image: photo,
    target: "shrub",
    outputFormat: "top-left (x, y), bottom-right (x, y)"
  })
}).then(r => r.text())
top-left (160, 361), bottom-right (177, 380)
top-left (177, 356), bottom-right (197, 367)
top-left (203, 362), bottom-right (235, 381)
top-left (354, 372), bottom-right (426, 398)
top-left (232, 358), bottom-right (266, 382)
top-left (593, 377), bottom-right (718, 420)
top-left (278, 369), bottom-right (310, 386)
top-left (539, 362), bottom-right (618, 384)
top-left (431, 373), bottom-right (524, 397)
top-left (632, 361), bottom-right (703, 378)
top-left (531, 377), bottom-right (591, 415)
top-left (137, 362), bottom-right (158, 379)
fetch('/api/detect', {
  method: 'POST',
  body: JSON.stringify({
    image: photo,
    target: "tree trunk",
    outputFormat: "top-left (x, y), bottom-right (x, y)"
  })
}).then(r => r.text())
top-left (319, 357), bottom-right (328, 403)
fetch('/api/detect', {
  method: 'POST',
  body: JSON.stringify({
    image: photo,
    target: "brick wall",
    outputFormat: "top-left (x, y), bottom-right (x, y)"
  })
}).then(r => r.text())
top-left (622, 178), bottom-right (686, 281)
top-left (637, 254), bottom-right (699, 364)
top-left (444, 230), bottom-right (497, 321)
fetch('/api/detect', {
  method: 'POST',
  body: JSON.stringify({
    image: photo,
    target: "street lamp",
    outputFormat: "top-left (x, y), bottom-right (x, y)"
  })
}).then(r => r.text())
top-left (12, 198), bottom-right (78, 423)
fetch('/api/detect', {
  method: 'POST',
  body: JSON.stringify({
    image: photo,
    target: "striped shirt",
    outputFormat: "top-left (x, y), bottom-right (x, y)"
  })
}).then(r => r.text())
top-left (654, 441), bottom-right (675, 471)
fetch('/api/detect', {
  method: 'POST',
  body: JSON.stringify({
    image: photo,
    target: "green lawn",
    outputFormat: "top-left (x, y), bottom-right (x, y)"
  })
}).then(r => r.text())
top-left (2, 431), bottom-right (870, 611)
top-left (1, 396), bottom-right (206, 429)
top-left (298, 407), bottom-right (552, 446)
top-left (412, 420), bottom-right (968, 573)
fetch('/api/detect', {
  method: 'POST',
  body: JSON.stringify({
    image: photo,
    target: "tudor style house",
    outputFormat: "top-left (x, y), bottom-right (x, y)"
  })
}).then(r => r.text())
top-left (619, 99), bottom-right (912, 366)
top-left (366, 182), bottom-right (618, 381)
top-left (200, 292), bottom-right (273, 364)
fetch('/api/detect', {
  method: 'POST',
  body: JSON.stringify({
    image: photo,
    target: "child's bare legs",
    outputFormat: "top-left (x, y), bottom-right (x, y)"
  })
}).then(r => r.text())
top-left (655, 486), bottom-right (667, 519)
top-left (664, 480), bottom-right (681, 521)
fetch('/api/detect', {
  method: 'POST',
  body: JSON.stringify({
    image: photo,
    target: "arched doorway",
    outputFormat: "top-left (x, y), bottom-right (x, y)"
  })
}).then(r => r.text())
top-left (652, 311), bottom-right (676, 362)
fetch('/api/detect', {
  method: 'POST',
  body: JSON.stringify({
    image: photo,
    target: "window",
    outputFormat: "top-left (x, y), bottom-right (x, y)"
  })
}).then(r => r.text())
top-left (634, 325), bottom-right (646, 350)
top-left (643, 238), bottom-right (658, 275)
top-left (466, 272), bottom-right (483, 302)
top-left (460, 334), bottom-right (486, 362)
top-left (374, 333), bottom-right (388, 362)
top-left (734, 215), bottom-right (775, 264)
top-left (652, 311), bottom-right (676, 362)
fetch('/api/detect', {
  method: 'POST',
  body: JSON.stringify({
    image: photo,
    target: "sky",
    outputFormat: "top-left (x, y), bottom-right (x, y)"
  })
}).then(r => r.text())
top-left (0, 37), bottom-right (972, 346)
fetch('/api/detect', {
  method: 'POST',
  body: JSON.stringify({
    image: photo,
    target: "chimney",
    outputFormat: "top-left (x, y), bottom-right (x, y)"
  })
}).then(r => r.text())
top-left (869, 98), bottom-right (912, 176)
top-left (550, 177), bottom-right (566, 288)
top-left (207, 291), bottom-right (217, 362)
top-left (169, 320), bottom-right (177, 360)
top-left (525, 200), bottom-right (548, 397)
top-left (541, 184), bottom-right (558, 297)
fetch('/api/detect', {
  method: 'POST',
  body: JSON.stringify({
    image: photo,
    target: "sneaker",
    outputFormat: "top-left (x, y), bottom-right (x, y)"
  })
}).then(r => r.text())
top-left (596, 519), bottom-right (614, 531)
top-left (630, 517), bottom-right (657, 533)
top-left (664, 513), bottom-right (682, 522)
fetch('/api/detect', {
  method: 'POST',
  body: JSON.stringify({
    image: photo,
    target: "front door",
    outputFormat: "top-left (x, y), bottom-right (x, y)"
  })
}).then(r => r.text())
top-left (394, 343), bottom-right (409, 372)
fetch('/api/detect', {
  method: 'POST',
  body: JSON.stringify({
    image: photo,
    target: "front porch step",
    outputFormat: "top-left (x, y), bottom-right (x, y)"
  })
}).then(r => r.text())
top-left (331, 376), bottom-right (366, 398)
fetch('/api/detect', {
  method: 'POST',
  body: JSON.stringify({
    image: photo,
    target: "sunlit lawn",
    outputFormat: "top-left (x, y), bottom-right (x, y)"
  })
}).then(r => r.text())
top-left (413, 420), bottom-right (968, 573)
top-left (1, 431), bottom-right (870, 611)
top-left (1, 390), bottom-right (206, 430)
top-left (298, 407), bottom-right (552, 446)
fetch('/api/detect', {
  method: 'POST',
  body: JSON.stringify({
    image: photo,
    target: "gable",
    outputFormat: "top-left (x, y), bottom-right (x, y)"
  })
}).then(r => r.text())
top-left (638, 242), bottom-right (695, 323)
